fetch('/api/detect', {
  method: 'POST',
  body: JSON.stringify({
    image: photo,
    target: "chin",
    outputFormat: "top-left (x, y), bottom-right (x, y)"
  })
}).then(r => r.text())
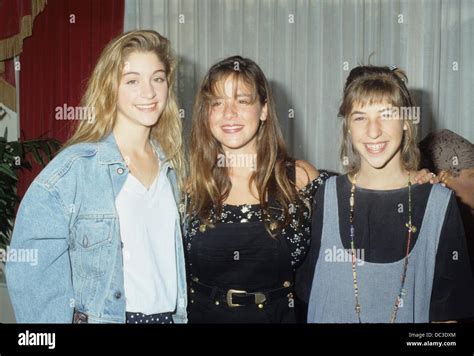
top-left (136, 116), bottom-right (160, 127)
top-left (361, 156), bottom-right (390, 169)
top-left (221, 142), bottom-right (247, 151)
top-left (218, 137), bottom-right (250, 150)
top-left (358, 143), bottom-right (401, 170)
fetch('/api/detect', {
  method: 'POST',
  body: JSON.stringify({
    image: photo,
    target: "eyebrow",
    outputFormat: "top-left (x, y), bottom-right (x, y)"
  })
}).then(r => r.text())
top-left (123, 69), bottom-right (166, 76)
top-left (212, 93), bottom-right (253, 99)
top-left (350, 108), bottom-right (392, 116)
top-left (350, 111), bottom-right (366, 117)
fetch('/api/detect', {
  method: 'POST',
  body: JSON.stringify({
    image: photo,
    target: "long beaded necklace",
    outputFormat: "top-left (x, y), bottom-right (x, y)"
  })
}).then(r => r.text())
top-left (349, 172), bottom-right (416, 323)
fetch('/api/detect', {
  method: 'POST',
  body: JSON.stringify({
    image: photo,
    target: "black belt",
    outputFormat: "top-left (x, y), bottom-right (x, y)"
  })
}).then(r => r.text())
top-left (190, 278), bottom-right (293, 308)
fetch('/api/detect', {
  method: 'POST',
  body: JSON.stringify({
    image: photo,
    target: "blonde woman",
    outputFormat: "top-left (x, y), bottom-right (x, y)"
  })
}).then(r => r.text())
top-left (6, 30), bottom-right (187, 324)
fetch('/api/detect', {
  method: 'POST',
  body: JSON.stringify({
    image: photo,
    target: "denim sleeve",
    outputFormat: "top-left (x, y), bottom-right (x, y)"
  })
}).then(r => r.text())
top-left (5, 181), bottom-right (74, 323)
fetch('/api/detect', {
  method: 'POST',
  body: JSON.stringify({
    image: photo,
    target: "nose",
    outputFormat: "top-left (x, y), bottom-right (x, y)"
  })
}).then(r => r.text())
top-left (367, 118), bottom-right (382, 139)
top-left (223, 101), bottom-right (237, 119)
top-left (140, 80), bottom-right (157, 99)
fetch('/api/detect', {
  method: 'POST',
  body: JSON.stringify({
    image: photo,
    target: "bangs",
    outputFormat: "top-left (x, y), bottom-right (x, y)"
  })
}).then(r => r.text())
top-left (344, 78), bottom-right (406, 115)
top-left (204, 71), bottom-right (259, 104)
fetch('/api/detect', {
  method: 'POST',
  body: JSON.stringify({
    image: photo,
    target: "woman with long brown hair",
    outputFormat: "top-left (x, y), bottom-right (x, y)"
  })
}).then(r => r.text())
top-left (185, 56), bottom-right (329, 323)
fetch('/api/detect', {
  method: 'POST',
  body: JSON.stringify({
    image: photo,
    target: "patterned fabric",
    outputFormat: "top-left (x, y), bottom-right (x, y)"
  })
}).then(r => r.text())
top-left (185, 170), bottom-right (331, 269)
top-left (125, 311), bottom-right (174, 324)
top-left (420, 129), bottom-right (474, 176)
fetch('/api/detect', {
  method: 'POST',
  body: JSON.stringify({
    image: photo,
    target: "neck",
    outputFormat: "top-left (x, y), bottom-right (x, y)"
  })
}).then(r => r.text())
top-left (223, 138), bottom-right (258, 157)
top-left (113, 119), bottom-right (152, 155)
top-left (228, 165), bottom-right (257, 179)
top-left (222, 141), bottom-right (258, 178)
top-left (355, 157), bottom-right (409, 190)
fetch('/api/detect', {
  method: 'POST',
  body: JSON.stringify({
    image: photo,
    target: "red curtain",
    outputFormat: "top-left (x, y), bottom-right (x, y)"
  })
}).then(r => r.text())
top-left (2, 59), bottom-right (15, 87)
top-left (0, 0), bottom-right (47, 111)
top-left (17, 0), bottom-right (124, 197)
top-left (0, 0), bottom-right (28, 40)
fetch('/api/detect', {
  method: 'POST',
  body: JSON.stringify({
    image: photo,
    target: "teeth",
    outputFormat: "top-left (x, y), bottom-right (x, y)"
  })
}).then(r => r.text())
top-left (136, 104), bottom-right (156, 109)
top-left (366, 143), bottom-right (386, 152)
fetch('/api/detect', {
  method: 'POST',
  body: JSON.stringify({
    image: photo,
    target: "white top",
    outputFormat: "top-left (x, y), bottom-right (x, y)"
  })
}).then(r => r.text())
top-left (115, 160), bottom-right (178, 315)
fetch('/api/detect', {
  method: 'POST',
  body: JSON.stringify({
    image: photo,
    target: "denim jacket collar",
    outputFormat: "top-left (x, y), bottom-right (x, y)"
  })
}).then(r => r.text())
top-left (98, 132), bottom-right (169, 165)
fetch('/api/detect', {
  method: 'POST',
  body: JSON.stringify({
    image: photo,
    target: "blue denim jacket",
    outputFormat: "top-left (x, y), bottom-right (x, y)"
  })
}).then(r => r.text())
top-left (6, 134), bottom-right (188, 323)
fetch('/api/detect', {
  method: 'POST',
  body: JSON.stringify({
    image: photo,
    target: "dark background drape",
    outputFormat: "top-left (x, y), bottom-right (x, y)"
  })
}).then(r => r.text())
top-left (17, 0), bottom-right (124, 197)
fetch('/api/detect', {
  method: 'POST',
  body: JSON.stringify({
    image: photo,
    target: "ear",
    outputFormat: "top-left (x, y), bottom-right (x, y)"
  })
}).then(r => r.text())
top-left (260, 102), bottom-right (268, 121)
top-left (403, 122), bottom-right (408, 131)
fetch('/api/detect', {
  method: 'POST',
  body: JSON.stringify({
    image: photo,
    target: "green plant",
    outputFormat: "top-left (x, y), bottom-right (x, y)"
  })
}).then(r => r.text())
top-left (0, 128), bottom-right (60, 249)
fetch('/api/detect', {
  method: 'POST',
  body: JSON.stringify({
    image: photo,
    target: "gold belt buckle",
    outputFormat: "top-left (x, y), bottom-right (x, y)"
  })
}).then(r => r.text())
top-left (226, 289), bottom-right (267, 307)
top-left (226, 289), bottom-right (246, 307)
top-left (254, 292), bottom-right (267, 305)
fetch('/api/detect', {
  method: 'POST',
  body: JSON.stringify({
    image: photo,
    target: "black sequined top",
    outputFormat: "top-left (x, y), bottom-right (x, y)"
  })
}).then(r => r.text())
top-left (185, 170), bottom-right (331, 269)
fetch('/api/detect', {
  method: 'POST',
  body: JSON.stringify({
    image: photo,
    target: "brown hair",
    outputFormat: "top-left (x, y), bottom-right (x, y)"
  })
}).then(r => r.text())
top-left (188, 55), bottom-right (303, 234)
top-left (339, 65), bottom-right (420, 174)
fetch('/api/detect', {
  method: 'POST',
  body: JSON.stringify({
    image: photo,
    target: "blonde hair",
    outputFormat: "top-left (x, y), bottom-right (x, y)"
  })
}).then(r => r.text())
top-left (339, 65), bottom-right (420, 174)
top-left (64, 30), bottom-right (185, 188)
top-left (189, 56), bottom-right (302, 234)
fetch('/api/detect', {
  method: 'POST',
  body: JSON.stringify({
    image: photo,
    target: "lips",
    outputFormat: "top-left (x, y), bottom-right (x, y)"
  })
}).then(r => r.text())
top-left (221, 125), bottom-right (244, 134)
top-left (135, 103), bottom-right (158, 112)
top-left (364, 142), bottom-right (387, 154)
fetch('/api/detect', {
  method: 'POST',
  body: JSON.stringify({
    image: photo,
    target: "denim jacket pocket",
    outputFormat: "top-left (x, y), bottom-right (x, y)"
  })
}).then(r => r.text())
top-left (71, 215), bottom-right (116, 278)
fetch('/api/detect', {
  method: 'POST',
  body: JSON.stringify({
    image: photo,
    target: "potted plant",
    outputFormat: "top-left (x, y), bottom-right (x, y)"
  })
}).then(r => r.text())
top-left (0, 127), bottom-right (60, 280)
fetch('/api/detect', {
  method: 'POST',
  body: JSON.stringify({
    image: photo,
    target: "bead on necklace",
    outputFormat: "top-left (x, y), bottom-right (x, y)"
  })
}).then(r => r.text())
top-left (349, 172), bottom-right (415, 323)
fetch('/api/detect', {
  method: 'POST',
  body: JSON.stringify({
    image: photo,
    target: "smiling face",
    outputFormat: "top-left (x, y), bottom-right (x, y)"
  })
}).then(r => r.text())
top-left (116, 51), bottom-right (168, 128)
top-left (349, 99), bottom-right (407, 172)
top-left (208, 75), bottom-right (267, 154)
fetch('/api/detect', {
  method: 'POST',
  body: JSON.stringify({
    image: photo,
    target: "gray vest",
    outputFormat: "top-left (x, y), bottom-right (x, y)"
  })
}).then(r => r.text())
top-left (308, 177), bottom-right (451, 323)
